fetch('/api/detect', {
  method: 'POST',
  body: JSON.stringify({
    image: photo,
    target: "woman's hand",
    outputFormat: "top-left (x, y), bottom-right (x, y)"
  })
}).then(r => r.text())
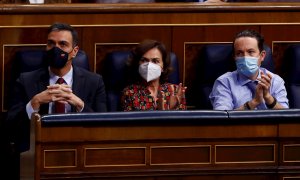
top-left (156, 83), bottom-right (187, 110)
top-left (169, 83), bottom-right (187, 110)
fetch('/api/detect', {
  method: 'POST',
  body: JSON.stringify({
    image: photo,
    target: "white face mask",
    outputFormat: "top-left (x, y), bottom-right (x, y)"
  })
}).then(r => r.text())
top-left (138, 62), bottom-right (162, 82)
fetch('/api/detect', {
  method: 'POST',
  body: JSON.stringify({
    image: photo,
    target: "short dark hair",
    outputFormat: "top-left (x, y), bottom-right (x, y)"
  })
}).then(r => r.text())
top-left (48, 22), bottom-right (78, 47)
top-left (128, 39), bottom-right (172, 83)
top-left (233, 29), bottom-right (264, 52)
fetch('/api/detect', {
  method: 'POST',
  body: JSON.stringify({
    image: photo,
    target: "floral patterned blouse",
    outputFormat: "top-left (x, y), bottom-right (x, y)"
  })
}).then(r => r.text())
top-left (121, 82), bottom-right (186, 111)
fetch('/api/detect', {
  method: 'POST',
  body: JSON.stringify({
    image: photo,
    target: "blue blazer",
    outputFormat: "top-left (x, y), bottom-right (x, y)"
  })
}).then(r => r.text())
top-left (5, 66), bottom-right (107, 152)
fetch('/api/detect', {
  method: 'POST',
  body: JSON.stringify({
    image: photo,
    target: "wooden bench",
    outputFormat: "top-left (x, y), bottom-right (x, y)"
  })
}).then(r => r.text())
top-left (32, 110), bottom-right (300, 179)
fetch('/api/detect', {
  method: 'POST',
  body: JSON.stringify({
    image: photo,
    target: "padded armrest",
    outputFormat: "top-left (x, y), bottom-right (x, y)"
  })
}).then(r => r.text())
top-left (41, 109), bottom-right (300, 127)
top-left (41, 110), bottom-right (228, 126)
top-left (227, 109), bottom-right (300, 122)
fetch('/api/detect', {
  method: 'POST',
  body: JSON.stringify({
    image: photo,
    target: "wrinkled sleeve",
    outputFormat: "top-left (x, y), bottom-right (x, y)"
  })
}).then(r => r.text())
top-left (272, 75), bottom-right (289, 108)
top-left (209, 78), bottom-right (234, 110)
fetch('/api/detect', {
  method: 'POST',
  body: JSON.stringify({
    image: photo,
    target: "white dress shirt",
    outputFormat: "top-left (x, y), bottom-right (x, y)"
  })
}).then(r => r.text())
top-left (26, 67), bottom-right (73, 119)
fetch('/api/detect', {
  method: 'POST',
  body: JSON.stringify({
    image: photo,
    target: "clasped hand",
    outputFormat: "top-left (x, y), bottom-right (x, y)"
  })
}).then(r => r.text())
top-left (156, 83), bottom-right (187, 110)
top-left (31, 84), bottom-right (84, 112)
top-left (47, 84), bottom-right (73, 103)
top-left (253, 71), bottom-right (273, 105)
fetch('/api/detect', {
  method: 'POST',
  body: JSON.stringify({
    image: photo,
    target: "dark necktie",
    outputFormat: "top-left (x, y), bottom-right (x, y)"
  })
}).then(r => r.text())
top-left (54, 77), bottom-right (65, 113)
top-left (247, 81), bottom-right (266, 109)
top-left (247, 81), bottom-right (257, 98)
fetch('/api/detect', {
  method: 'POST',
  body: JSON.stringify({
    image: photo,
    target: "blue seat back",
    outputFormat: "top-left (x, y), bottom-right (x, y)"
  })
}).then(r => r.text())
top-left (11, 49), bottom-right (90, 82)
top-left (195, 43), bottom-right (274, 109)
top-left (103, 50), bottom-right (180, 112)
top-left (282, 44), bottom-right (300, 108)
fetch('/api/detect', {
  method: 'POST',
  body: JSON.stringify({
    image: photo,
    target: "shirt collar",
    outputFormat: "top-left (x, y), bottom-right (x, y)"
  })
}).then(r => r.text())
top-left (237, 67), bottom-right (263, 86)
top-left (49, 66), bottom-right (73, 86)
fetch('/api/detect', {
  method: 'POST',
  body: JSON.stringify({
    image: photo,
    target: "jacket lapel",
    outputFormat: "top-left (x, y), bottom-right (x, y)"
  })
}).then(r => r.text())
top-left (72, 67), bottom-right (86, 112)
top-left (38, 69), bottom-right (50, 115)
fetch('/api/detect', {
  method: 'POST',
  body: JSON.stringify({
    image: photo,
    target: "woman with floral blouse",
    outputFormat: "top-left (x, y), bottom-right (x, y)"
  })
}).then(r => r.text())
top-left (121, 39), bottom-right (187, 111)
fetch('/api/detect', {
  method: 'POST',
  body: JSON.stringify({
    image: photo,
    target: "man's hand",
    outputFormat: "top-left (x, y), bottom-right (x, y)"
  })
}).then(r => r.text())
top-left (249, 83), bottom-right (263, 109)
top-left (31, 84), bottom-right (84, 112)
top-left (257, 71), bottom-right (273, 104)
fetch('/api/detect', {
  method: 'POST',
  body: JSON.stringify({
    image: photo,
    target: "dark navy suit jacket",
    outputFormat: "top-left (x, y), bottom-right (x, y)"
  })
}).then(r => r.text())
top-left (5, 66), bottom-right (107, 152)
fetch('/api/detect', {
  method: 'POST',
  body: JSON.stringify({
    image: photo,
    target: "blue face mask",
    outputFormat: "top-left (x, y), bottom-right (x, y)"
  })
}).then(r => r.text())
top-left (235, 56), bottom-right (259, 78)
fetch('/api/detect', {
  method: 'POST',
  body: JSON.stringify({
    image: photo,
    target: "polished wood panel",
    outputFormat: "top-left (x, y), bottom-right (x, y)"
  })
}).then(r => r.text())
top-left (33, 112), bottom-right (300, 179)
top-left (38, 124), bottom-right (277, 142)
top-left (2, 7), bottom-right (300, 180)
top-left (2, 3), bottom-right (300, 112)
top-left (283, 145), bottom-right (300, 162)
top-left (150, 145), bottom-right (211, 165)
top-left (44, 149), bottom-right (77, 168)
top-left (84, 147), bottom-right (146, 167)
top-left (215, 144), bottom-right (275, 164)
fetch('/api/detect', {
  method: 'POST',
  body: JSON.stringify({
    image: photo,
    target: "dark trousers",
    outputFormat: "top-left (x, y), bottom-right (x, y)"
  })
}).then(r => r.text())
top-left (1, 136), bottom-right (20, 180)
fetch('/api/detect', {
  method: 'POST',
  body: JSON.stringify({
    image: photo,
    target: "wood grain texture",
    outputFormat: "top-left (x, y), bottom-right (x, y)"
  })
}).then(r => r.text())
top-left (1, 3), bottom-right (300, 111)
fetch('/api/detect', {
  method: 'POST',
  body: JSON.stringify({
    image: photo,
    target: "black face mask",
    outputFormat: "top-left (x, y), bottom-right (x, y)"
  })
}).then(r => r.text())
top-left (46, 47), bottom-right (70, 69)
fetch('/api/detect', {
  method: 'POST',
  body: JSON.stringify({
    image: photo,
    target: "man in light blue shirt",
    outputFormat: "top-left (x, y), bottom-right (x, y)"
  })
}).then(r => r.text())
top-left (209, 29), bottom-right (289, 110)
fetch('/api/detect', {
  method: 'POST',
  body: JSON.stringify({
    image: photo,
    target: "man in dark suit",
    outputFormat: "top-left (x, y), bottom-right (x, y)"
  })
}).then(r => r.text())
top-left (4, 22), bottom-right (107, 179)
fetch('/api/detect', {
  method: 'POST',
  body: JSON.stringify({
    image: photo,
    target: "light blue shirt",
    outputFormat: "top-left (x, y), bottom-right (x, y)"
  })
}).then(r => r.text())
top-left (26, 67), bottom-right (73, 119)
top-left (209, 67), bottom-right (289, 110)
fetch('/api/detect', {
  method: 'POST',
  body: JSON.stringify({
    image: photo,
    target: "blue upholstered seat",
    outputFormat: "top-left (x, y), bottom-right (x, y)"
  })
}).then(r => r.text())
top-left (194, 44), bottom-right (275, 109)
top-left (102, 50), bottom-right (180, 112)
top-left (102, 51), bottom-right (131, 112)
top-left (10, 49), bottom-right (90, 82)
top-left (282, 44), bottom-right (300, 108)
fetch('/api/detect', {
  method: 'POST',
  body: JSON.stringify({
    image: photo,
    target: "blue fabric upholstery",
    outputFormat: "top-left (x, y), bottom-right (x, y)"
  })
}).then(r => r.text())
top-left (8, 49), bottom-right (90, 104)
top-left (261, 45), bottom-right (275, 73)
top-left (282, 44), bottom-right (300, 108)
top-left (168, 52), bottom-right (180, 84)
top-left (41, 110), bottom-right (229, 126)
top-left (227, 109), bottom-right (300, 121)
top-left (103, 51), bottom-right (131, 112)
top-left (194, 44), bottom-right (274, 110)
top-left (102, 50), bottom-right (180, 112)
top-left (194, 44), bottom-right (235, 109)
top-left (40, 109), bottom-right (300, 127)
top-left (11, 49), bottom-right (90, 81)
